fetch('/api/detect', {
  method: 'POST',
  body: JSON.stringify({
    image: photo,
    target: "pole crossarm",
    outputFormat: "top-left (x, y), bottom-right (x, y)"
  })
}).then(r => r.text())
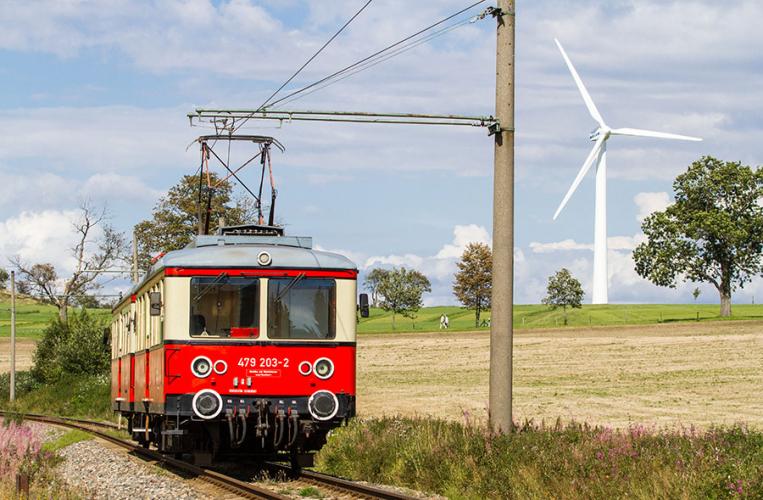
top-left (189, 108), bottom-right (499, 130)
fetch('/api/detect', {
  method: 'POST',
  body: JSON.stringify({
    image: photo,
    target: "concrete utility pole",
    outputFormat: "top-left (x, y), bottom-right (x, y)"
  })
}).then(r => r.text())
top-left (10, 271), bottom-right (16, 402)
top-left (489, 0), bottom-right (515, 434)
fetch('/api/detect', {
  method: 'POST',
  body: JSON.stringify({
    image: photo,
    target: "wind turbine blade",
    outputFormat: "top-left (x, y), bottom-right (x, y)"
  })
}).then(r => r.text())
top-left (554, 38), bottom-right (605, 127)
top-left (610, 127), bottom-right (702, 141)
top-left (553, 136), bottom-right (606, 220)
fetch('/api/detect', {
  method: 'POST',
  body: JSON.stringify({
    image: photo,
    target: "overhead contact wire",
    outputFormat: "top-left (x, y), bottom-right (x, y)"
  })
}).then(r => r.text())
top-left (276, 17), bottom-right (473, 108)
top-left (233, 0), bottom-right (373, 133)
top-left (265, 0), bottom-right (486, 109)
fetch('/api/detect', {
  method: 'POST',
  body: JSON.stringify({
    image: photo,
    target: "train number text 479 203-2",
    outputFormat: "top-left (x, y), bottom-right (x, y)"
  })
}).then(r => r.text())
top-left (237, 357), bottom-right (290, 368)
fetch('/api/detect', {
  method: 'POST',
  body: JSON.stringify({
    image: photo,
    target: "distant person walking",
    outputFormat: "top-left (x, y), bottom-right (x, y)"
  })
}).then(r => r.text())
top-left (439, 314), bottom-right (447, 330)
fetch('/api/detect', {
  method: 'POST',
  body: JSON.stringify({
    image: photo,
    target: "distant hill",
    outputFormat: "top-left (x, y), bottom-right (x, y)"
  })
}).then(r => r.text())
top-left (0, 289), bottom-right (47, 306)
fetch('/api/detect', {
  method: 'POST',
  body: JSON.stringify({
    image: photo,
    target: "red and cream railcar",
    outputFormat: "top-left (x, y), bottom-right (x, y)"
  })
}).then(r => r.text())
top-left (110, 229), bottom-right (357, 464)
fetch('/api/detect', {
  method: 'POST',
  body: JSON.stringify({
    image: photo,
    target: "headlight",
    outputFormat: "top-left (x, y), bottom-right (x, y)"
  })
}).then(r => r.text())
top-left (308, 390), bottom-right (339, 421)
top-left (192, 389), bottom-right (223, 420)
top-left (298, 361), bottom-right (312, 376)
top-left (213, 360), bottom-right (228, 375)
top-left (191, 356), bottom-right (213, 378)
top-left (313, 358), bottom-right (334, 379)
top-left (257, 251), bottom-right (272, 266)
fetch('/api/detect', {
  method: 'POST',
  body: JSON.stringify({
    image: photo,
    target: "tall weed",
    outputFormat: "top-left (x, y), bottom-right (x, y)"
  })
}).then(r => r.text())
top-left (316, 417), bottom-right (763, 498)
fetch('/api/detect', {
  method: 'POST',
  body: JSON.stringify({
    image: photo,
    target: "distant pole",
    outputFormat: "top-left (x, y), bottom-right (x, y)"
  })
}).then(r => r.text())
top-left (489, 0), bottom-right (515, 434)
top-left (10, 271), bottom-right (16, 402)
top-left (131, 230), bottom-right (139, 284)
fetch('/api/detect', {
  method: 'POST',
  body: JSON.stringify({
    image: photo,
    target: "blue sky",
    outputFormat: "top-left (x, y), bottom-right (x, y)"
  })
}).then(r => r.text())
top-left (1, 0), bottom-right (761, 306)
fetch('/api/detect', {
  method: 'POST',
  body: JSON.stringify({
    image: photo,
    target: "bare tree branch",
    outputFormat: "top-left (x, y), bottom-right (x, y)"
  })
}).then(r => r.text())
top-left (10, 203), bottom-right (127, 322)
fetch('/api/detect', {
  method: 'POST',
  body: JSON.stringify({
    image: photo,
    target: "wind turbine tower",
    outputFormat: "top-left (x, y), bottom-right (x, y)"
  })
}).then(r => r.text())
top-left (553, 39), bottom-right (702, 304)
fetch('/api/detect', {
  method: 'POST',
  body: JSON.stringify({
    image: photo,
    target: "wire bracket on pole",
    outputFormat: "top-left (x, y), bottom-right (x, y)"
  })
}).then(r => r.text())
top-left (189, 109), bottom-right (498, 132)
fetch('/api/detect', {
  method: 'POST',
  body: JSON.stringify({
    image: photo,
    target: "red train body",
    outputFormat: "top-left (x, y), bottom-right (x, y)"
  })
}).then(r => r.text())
top-left (110, 229), bottom-right (358, 465)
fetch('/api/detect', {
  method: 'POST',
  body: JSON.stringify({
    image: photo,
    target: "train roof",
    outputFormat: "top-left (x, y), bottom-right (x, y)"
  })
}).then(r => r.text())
top-left (155, 234), bottom-right (356, 271)
top-left (115, 233), bottom-right (357, 309)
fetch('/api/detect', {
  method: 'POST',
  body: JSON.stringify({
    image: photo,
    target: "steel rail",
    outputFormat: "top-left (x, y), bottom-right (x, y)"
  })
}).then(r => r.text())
top-left (265, 462), bottom-right (417, 500)
top-left (1, 412), bottom-right (419, 500)
top-left (0, 411), bottom-right (288, 500)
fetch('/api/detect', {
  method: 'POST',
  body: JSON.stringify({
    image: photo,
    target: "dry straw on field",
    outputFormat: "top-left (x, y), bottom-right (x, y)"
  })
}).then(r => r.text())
top-left (356, 321), bottom-right (763, 428)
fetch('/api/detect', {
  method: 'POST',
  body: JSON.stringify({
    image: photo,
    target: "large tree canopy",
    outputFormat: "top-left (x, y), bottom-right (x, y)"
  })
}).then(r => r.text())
top-left (134, 174), bottom-right (256, 270)
top-left (453, 242), bottom-right (492, 327)
top-left (376, 267), bottom-right (431, 329)
top-left (633, 156), bottom-right (763, 317)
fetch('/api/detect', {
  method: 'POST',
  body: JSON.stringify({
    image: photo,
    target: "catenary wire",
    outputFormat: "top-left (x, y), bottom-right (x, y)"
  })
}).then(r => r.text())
top-left (233, 0), bottom-right (373, 134)
top-left (264, 0), bottom-right (486, 110)
top-left (276, 17), bottom-right (474, 108)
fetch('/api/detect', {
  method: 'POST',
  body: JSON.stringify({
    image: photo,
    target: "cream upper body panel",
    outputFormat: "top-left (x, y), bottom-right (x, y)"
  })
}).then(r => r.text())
top-left (163, 276), bottom-right (356, 342)
top-left (110, 234), bottom-right (358, 352)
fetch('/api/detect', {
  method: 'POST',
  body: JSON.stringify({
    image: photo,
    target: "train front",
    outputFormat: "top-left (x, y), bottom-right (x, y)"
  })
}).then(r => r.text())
top-left (158, 232), bottom-right (357, 464)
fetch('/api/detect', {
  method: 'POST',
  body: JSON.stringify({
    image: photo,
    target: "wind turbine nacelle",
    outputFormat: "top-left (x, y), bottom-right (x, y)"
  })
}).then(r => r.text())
top-left (589, 127), bottom-right (610, 142)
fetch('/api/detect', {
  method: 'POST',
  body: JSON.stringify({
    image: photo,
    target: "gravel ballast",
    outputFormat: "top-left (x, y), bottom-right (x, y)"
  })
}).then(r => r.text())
top-left (56, 439), bottom-right (206, 500)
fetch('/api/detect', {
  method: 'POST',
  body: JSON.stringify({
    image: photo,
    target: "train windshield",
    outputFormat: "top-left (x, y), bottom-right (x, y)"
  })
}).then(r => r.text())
top-left (189, 276), bottom-right (259, 338)
top-left (267, 278), bottom-right (336, 339)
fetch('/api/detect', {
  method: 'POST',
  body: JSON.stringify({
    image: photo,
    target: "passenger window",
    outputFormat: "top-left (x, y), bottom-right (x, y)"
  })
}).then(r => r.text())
top-left (268, 278), bottom-right (336, 339)
top-left (189, 276), bottom-right (259, 338)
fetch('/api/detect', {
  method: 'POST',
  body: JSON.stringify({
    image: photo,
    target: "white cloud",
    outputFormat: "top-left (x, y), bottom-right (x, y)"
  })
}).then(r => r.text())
top-left (434, 224), bottom-right (491, 259)
top-left (0, 210), bottom-right (82, 273)
top-left (366, 224), bottom-right (490, 276)
top-left (530, 239), bottom-right (592, 253)
top-left (0, 106), bottom-right (193, 174)
top-left (80, 173), bottom-right (164, 203)
top-left (364, 253), bottom-right (424, 270)
top-left (358, 224), bottom-right (492, 305)
top-left (0, 169), bottom-right (164, 217)
top-left (634, 191), bottom-right (671, 222)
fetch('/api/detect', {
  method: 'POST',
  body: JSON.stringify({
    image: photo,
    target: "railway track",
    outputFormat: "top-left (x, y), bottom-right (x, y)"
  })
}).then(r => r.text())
top-left (0, 411), bottom-right (418, 500)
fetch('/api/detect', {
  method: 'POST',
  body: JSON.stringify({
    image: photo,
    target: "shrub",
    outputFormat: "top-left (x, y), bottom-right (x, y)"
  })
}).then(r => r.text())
top-left (31, 309), bottom-right (109, 383)
top-left (0, 371), bottom-right (42, 400)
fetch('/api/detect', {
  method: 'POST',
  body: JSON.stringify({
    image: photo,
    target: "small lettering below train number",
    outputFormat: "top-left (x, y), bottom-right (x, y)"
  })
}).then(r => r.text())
top-left (237, 357), bottom-right (290, 368)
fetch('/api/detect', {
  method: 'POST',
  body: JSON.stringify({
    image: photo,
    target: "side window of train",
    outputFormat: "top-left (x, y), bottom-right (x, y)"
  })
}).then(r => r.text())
top-left (189, 276), bottom-right (260, 338)
top-left (267, 278), bottom-right (336, 339)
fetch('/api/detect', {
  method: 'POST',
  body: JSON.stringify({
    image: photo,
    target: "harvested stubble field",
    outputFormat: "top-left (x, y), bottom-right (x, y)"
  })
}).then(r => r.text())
top-left (356, 320), bottom-right (763, 428)
top-left (0, 338), bottom-right (37, 374)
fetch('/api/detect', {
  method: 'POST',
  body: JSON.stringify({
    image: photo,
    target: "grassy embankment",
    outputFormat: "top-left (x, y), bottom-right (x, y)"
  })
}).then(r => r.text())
top-left (316, 417), bottom-right (763, 498)
top-left (0, 291), bottom-right (110, 339)
top-left (0, 373), bottom-right (112, 422)
top-left (358, 303), bottom-right (763, 333)
top-left (3, 291), bottom-right (763, 338)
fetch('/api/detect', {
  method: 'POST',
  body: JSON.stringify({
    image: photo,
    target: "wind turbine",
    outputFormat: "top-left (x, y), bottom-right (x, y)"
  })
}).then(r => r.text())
top-left (552, 39), bottom-right (702, 305)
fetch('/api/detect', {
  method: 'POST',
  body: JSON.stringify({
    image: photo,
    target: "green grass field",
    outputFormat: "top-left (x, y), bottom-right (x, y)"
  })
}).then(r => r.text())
top-left (3, 289), bottom-right (763, 337)
top-left (358, 303), bottom-right (763, 333)
top-left (0, 291), bottom-right (110, 339)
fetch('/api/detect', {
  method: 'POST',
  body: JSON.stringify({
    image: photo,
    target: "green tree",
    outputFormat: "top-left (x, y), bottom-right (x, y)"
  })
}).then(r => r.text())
top-left (363, 268), bottom-right (389, 307)
top-left (453, 242), bottom-right (493, 328)
top-left (74, 294), bottom-right (102, 309)
top-left (633, 157), bottom-right (763, 317)
top-left (0, 268), bottom-right (8, 289)
top-left (134, 173), bottom-right (256, 270)
top-left (377, 268), bottom-right (431, 329)
top-left (31, 309), bottom-right (110, 383)
top-left (542, 268), bottom-right (584, 326)
top-left (692, 287), bottom-right (701, 303)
